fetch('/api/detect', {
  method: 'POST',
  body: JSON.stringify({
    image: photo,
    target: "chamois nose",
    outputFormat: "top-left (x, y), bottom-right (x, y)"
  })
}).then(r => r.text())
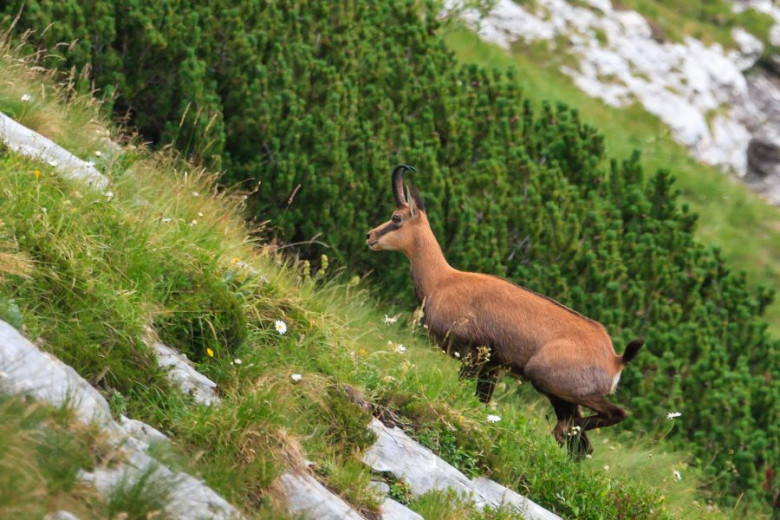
top-left (366, 232), bottom-right (371, 239)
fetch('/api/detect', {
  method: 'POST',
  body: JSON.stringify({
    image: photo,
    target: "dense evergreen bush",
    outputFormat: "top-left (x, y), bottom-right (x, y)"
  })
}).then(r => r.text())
top-left (3, 0), bottom-right (777, 510)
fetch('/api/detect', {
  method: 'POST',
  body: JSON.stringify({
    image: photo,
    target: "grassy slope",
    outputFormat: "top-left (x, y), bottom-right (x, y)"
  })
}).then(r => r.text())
top-left (445, 28), bottom-right (780, 335)
top-left (0, 36), bottom-right (749, 520)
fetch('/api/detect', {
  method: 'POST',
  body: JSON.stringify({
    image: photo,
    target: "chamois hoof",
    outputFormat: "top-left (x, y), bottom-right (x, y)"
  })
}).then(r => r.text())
top-left (566, 433), bottom-right (593, 460)
top-left (554, 426), bottom-right (593, 459)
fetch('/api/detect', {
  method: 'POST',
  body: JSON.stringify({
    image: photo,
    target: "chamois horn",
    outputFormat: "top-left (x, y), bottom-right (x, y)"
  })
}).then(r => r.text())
top-left (392, 164), bottom-right (416, 208)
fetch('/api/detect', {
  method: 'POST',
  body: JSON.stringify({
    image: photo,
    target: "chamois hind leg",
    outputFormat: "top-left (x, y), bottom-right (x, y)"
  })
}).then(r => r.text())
top-left (548, 394), bottom-right (592, 456)
top-left (573, 394), bottom-right (629, 433)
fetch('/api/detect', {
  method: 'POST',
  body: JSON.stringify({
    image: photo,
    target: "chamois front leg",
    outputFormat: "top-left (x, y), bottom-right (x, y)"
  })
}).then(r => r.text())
top-left (475, 367), bottom-right (499, 403)
top-left (458, 362), bottom-right (499, 403)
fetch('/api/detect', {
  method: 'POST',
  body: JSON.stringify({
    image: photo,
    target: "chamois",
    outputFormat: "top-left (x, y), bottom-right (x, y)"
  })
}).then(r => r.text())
top-left (366, 165), bottom-right (643, 454)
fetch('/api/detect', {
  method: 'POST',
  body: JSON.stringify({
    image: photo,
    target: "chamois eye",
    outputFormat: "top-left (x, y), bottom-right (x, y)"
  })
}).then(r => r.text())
top-left (392, 215), bottom-right (402, 224)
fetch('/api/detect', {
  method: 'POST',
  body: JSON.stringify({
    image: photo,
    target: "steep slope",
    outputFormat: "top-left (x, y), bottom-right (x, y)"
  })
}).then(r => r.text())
top-left (0, 43), bottom-right (743, 519)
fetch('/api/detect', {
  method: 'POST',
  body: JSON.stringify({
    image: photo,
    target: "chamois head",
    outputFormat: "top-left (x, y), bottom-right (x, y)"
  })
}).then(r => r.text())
top-left (366, 165), bottom-right (426, 252)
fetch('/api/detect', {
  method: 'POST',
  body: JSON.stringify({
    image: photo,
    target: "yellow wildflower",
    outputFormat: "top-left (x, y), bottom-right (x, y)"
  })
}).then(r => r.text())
top-left (206, 348), bottom-right (214, 357)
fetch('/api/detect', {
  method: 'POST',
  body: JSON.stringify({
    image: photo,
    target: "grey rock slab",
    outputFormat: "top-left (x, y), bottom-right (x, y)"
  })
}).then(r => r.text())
top-left (0, 320), bottom-right (113, 425)
top-left (729, 27), bottom-right (763, 71)
top-left (0, 320), bottom-right (242, 520)
top-left (472, 477), bottom-right (561, 520)
top-left (379, 498), bottom-right (424, 520)
top-left (119, 415), bottom-right (170, 446)
top-left (152, 342), bottom-right (221, 405)
top-left (450, 0), bottom-right (780, 203)
top-left (81, 449), bottom-right (240, 520)
top-left (0, 111), bottom-right (109, 190)
top-left (44, 512), bottom-right (82, 520)
top-left (276, 472), bottom-right (365, 520)
top-left (363, 419), bottom-right (475, 502)
top-left (369, 480), bottom-right (391, 495)
top-left (364, 420), bottom-right (561, 520)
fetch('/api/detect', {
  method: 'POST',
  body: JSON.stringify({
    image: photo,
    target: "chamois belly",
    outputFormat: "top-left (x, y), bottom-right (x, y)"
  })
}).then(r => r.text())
top-left (423, 308), bottom-right (532, 374)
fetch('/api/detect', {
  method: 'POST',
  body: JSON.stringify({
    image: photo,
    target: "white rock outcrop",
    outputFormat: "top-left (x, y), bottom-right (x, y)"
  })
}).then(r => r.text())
top-left (363, 419), bottom-right (561, 520)
top-left (152, 341), bottom-right (222, 406)
top-left (0, 112), bottom-right (109, 190)
top-left (0, 320), bottom-right (241, 520)
top-left (452, 0), bottom-right (780, 203)
top-left (276, 473), bottom-right (365, 520)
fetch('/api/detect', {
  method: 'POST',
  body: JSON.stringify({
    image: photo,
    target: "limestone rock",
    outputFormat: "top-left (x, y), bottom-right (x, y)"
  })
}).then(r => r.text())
top-left (119, 415), bottom-right (170, 446)
top-left (0, 320), bottom-right (113, 425)
top-left (80, 449), bottom-right (240, 520)
top-left (0, 112), bottom-right (109, 190)
top-left (276, 472), bottom-right (365, 520)
top-left (0, 320), bottom-right (242, 520)
top-left (44, 511), bottom-right (82, 520)
top-left (363, 419), bottom-right (561, 520)
top-left (379, 498), bottom-right (424, 520)
top-left (364, 419), bottom-right (474, 500)
top-left (450, 0), bottom-right (780, 203)
top-left (152, 342), bottom-right (221, 405)
top-left (747, 126), bottom-right (780, 203)
top-left (729, 27), bottom-right (764, 71)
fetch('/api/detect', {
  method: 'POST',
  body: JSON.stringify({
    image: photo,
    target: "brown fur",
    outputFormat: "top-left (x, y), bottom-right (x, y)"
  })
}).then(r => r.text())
top-left (367, 176), bottom-right (643, 455)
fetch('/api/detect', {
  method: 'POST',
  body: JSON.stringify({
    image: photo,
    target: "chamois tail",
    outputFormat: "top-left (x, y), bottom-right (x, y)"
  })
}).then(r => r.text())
top-left (621, 338), bottom-right (644, 365)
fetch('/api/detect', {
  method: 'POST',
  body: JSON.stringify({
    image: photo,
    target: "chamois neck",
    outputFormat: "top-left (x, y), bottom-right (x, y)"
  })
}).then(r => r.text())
top-left (405, 215), bottom-right (453, 300)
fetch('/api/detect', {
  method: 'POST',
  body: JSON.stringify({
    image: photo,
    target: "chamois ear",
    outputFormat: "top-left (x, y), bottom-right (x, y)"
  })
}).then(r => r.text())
top-left (410, 185), bottom-right (425, 213)
top-left (406, 184), bottom-right (417, 217)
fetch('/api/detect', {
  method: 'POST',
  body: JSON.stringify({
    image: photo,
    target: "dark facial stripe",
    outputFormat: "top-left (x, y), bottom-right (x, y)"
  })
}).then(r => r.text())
top-left (374, 221), bottom-right (400, 239)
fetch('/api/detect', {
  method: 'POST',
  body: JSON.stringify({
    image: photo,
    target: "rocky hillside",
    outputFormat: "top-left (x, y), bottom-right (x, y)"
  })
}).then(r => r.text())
top-left (453, 0), bottom-right (780, 203)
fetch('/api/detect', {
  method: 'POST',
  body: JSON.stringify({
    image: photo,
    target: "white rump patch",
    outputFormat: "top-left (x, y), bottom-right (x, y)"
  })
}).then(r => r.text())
top-left (610, 371), bottom-right (622, 394)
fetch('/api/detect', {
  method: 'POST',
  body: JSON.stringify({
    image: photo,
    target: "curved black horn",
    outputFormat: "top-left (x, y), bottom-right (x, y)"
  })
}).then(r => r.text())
top-left (392, 164), bottom-right (416, 207)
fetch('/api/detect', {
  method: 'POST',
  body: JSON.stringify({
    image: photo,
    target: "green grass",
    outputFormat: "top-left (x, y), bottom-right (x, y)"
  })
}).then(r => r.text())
top-left (446, 28), bottom-right (780, 335)
top-left (0, 394), bottom-right (174, 520)
top-left (0, 27), bottom-right (766, 519)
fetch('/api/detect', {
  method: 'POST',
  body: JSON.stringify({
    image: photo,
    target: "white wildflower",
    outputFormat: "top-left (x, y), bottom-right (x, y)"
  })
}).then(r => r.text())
top-left (275, 319), bottom-right (287, 335)
top-left (21, 93), bottom-right (32, 102)
top-left (486, 414), bottom-right (501, 423)
top-left (94, 150), bottom-right (102, 157)
top-left (603, 465), bottom-right (610, 471)
top-left (383, 314), bottom-right (398, 325)
top-left (396, 343), bottom-right (407, 353)
top-left (47, 159), bottom-right (58, 167)
top-left (189, 219), bottom-right (198, 226)
top-left (667, 412), bottom-right (682, 420)
top-left (290, 373), bottom-right (303, 382)
top-left (233, 358), bottom-right (242, 365)
top-left (192, 191), bottom-right (200, 197)
top-left (161, 217), bottom-right (172, 223)
top-left (198, 211), bottom-right (204, 217)
top-left (454, 351), bottom-right (461, 358)
top-left (673, 470), bottom-right (682, 481)
top-left (104, 190), bottom-right (114, 200)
